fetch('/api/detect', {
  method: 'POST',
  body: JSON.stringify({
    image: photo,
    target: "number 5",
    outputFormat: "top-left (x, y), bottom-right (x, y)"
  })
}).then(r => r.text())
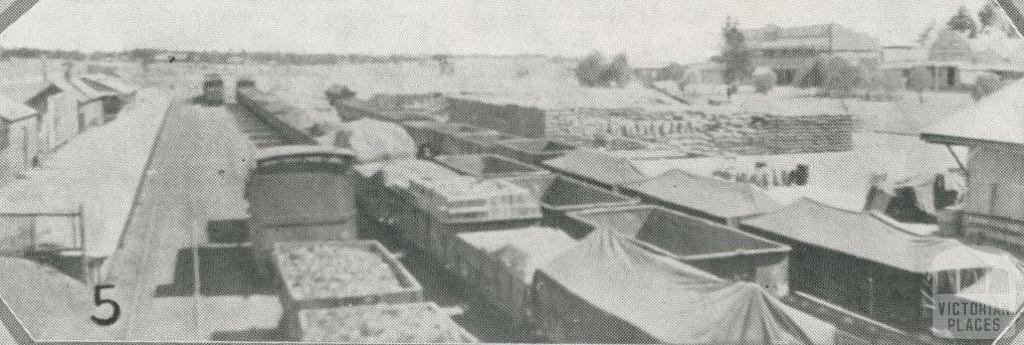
top-left (90, 285), bottom-right (120, 326)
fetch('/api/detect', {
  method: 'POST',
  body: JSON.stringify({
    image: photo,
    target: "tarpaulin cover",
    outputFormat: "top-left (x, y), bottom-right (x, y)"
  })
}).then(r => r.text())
top-left (542, 149), bottom-right (648, 188)
top-left (532, 228), bottom-right (823, 344)
top-left (503, 175), bottom-right (638, 212)
top-left (453, 226), bottom-right (576, 325)
top-left (564, 205), bottom-right (790, 295)
top-left (623, 169), bottom-right (779, 220)
top-left (352, 159), bottom-right (460, 225)
top-left (434, 154), bottom-right (549, 179)
top-left (742, 198), bottom-right (996, 273)
top-left (335, 118), bottom-right (417, 163)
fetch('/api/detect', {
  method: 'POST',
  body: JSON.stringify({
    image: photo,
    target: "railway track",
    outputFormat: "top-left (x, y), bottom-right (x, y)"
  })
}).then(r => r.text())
top-left (226, 104), bottom-right (291, 148)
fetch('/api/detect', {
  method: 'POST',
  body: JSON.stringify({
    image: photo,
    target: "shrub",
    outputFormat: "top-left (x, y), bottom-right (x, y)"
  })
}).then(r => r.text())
top-left (808, 57), bottom-right (862, 97)
top-left (907, 67), bottom-right (932, 103)
top-left (860, 69), bottom-right (905, 101)
top-left (575, 51), bottom-right (631, 88)
top-left (753, 69), bottom-right (776, 94)
top-left (972, 73), bottom-right (1003, 101)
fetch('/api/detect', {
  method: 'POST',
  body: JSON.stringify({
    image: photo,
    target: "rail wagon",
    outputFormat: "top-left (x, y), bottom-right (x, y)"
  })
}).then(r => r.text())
top-left (201, 73), bottom-right (224, 105)
top-left (235, 86), bottom-right (318, 145)
top-left (245, 146), bottom-right (359, 278)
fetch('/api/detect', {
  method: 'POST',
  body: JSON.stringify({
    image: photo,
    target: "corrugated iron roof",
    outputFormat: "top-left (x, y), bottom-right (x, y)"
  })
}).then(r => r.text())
top-left (38, 72), bottom-right (114, 102)
top-left (80, 74), bottom-right (137, 95)
top-left (622, 169), bottom-right (779, 219)
top-left (0, 94), bottom-right (37, 122)
top-left (742, 198), bottom-right (994, 273)
top-left (744, 23), bottom-right (880, 52)
top-left (922, 78), bottom-right (1024, 146)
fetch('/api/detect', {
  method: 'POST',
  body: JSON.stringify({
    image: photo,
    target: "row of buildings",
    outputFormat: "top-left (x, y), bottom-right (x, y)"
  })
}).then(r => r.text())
top-left (0, 66), bottom-right (136, 185)
top-left (668, 23), bottom-right (1024, 90)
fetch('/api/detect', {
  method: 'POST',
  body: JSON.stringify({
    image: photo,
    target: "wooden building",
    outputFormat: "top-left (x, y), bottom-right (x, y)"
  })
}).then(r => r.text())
top-left (26, 70), bottom-right (113, 155)
top-left (922, 78), bottom-right (1024, 257)
top-left (743, 23), bottom-right (882, 85)
top-left (0, 95), bottom-right (39, 184)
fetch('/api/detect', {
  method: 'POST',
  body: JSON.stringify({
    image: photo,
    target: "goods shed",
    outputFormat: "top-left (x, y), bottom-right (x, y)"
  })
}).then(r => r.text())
top-left (741, 198), bottom-right (1002, 332)
top-left (563, 204), bottom-right (790, 295)
top-left (532, 228), bottom-right (836, 344)
top-left (621, 169), bottom-right (780, 225)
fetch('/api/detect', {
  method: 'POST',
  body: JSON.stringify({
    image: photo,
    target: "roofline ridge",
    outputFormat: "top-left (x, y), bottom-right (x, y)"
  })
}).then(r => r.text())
top-left (867, 210), bottom-right (933, 237)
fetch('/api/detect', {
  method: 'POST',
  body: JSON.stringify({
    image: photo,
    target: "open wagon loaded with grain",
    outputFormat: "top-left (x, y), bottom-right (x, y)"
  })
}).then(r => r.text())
top-left (273, 240), bottom-right (423, 340)
top-left (296, 302), bottom-right (477, 343)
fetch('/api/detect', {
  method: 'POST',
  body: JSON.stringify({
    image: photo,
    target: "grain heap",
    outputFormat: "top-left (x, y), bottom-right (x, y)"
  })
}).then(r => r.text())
top-left (277, 243), bottom-right (403, 299)
top-left (298, 302), bottom-right (475, 343)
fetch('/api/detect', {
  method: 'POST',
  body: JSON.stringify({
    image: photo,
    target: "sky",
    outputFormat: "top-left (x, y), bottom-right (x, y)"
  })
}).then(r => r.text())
top-left (0, 0), bottom-right (992, 64)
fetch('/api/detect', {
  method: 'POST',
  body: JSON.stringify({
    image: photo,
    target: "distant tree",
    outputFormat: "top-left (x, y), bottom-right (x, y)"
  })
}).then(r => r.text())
top-left (574, 51), bottom-right (631, 88)
top-left (752, 69), bottom-right (776, 94)
top-left (979, 2), bottom-right (999, 28)
top-left (127, 48), bottom-right (161, 71)
top-left (907, 66), bottom-right (932, 103)
top-left (720, 17), bottom-right (753, 85)
top-left (433, 54), bottom-right (454, 75)
top-left (948, 6), bottom-right (978, 38)
top-left (604, 53), bottom-right (631, 87)
top-left (819, 57), bottom-right (862, 97)
top-left (575, 52), bottom-right (605, 87)
top-left (972, 73), bottom-right (1003, 101)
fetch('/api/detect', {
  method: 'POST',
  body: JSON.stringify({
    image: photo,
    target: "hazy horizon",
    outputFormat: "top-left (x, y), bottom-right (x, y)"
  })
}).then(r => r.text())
top-left (0, 0), bottom-right (990, 64)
